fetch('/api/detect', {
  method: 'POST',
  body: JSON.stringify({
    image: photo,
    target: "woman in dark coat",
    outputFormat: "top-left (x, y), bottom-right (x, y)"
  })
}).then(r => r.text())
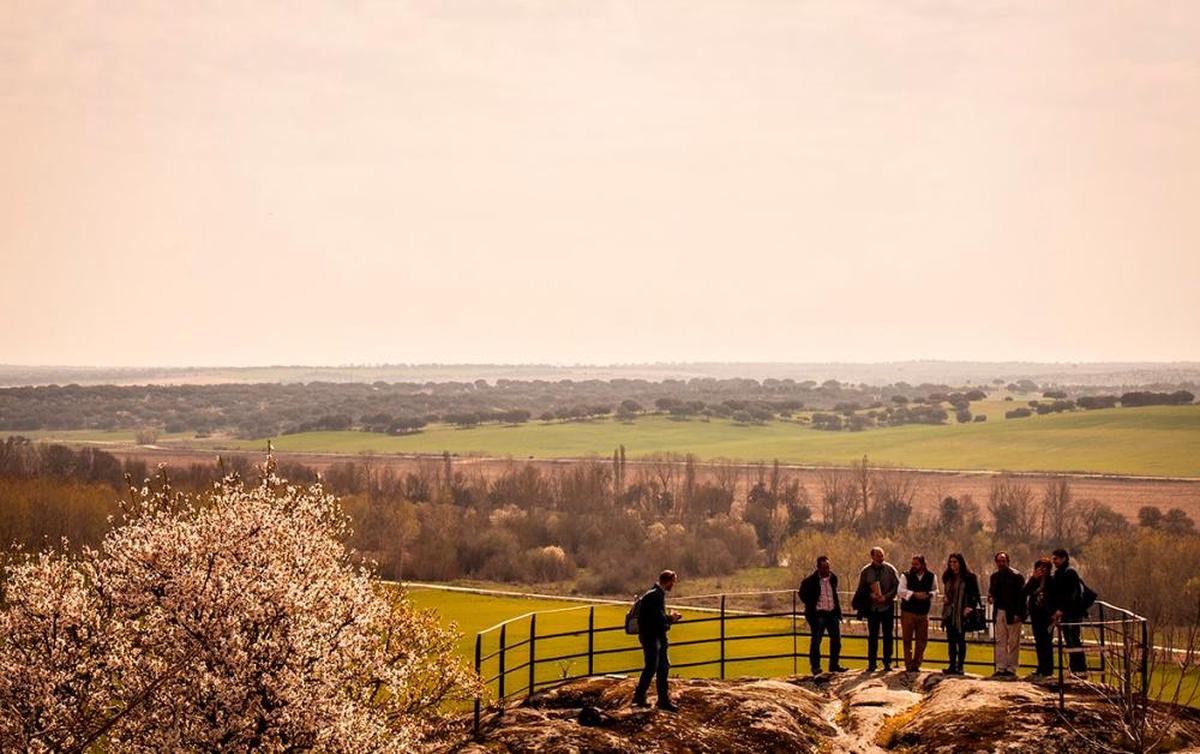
top-left (941, 553), bottom-right (981, 675)
top-left (1023, 556), bottom-right (1055, 679)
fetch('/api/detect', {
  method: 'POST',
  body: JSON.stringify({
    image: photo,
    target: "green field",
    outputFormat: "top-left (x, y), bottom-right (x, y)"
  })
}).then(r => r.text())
top-left (226, 405), bottom-right (1200, 477)
top-left (410, 587), bottom-right (1198, 705)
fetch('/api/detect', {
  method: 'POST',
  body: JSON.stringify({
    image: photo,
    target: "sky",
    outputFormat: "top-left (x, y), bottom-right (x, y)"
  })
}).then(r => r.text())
top-left (2, 1), bottom-right (1198, 367)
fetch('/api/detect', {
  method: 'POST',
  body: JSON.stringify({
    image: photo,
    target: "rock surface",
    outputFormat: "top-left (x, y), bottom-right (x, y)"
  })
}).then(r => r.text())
top-left (444, 671), bottom-right (1200, 753)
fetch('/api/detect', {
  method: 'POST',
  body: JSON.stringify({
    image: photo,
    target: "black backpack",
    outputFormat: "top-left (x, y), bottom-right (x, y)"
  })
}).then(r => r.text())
top-left (1079, 578), bottom-right (1098, 613)
top-left (624, 592), bottom-right (643, 635)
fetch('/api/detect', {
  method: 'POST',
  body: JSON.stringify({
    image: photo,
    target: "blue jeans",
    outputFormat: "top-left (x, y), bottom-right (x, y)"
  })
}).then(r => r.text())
top-left (808, 611), bottom-right (841, 673)
top-left (636, 635), bottom-right (670, 701)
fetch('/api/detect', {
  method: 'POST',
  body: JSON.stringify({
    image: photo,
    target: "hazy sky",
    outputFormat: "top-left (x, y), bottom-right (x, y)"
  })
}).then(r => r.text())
top-left (2, 1), bottom-right (1198, 367)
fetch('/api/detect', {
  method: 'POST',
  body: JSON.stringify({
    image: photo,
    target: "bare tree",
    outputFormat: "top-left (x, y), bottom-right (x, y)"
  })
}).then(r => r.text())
top-left (988, 477), bottom-right (1037, 540)
top-left (1040, 479), bottom-right (1077, 544)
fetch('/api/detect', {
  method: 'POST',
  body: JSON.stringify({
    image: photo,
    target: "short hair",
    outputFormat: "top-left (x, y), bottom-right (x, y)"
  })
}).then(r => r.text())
top-left (1052, 548), bottom-right (1069, 560)
top-left (994, 551), bottom-right (1010, 562)
top-left (816, 555), bottom-right (830, 566)
top-left (911, 554), bottom-right (926, 568)
top-left (870, 546), bottom-right (885, 557)
top-left (1033, 556), bottom-right (1052, 572)
top-left (658, 570), bottom-right (677, 585)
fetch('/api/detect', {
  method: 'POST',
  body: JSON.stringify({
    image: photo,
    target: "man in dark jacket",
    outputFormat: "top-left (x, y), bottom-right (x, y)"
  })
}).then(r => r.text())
top-left (634, 570), bottom-right (682, 710)
top-left (988, 551), bottom-right (1025, 678)
top-left (857, 546), bottom-right (900, 672)
top-left (1049, 548), bottom-right (1088, 675)
top-left (798, 556), bottom-right (848, 675)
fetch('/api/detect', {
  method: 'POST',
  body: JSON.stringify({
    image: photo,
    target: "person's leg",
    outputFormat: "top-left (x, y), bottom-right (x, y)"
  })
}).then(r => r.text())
top-left (828, 616), bottom-right (842, 669)
top-left (809, 613), bottom-right (827, 674)
top-left (882, 607), bottom-right (895, 669)
top-left (867, 611), bottom-right (881, 669)
top-left (993, 610), bottom-right (1008, 674)
top-left (913, 615), bottom-right (928, 671)
top-left (1065, 622), bottom-right (1087, 673)
top-left (945, 625), bottom-right (957, 671)
top-left (900, 611), bottom-right (915, 671)
top-left (1005, 617), bottom-right (1022, 674)
top-left (635, 639), bottom-right (656, 702)
top-left (655, 638), bottom-right (672, 702)
top-left (948, 626), bottom-right (964, 672)
top-left (1034, 620), bottom-right (1054, 676)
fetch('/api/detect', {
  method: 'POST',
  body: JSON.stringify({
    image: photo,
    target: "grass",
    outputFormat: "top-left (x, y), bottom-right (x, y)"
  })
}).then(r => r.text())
top-left (214, 405), bottom-right (1200, 477)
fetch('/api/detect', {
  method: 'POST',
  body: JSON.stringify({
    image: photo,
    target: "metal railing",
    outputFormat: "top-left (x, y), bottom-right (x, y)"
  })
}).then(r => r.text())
top-left (471, 589), bottom-right (1148, 733)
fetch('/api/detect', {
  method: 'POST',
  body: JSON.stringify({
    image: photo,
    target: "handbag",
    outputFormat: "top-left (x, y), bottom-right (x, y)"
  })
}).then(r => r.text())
top-left (962, 606), bottom-right (986, 633)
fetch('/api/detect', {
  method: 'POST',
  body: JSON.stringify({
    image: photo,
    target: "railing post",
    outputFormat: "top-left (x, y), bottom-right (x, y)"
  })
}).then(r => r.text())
top-left (720, 595), bottom-right (726, 680)
top-left (1057, 623), bottom-right (1065, 711)
top-left (1140, 617), bottom-right (1149, 700)
top-left (528, 614), bottom-right (537, 699)
top-left (587, 606), bottom-right (595, 677)
top-left (1097, 603), bottom-right (1106, 684)
top-left (498, 624), bottom-right (507, 703)
top-left (474, 633), bottom-right (482, 735)
top-left (792, 590), bottom-right (798, 676)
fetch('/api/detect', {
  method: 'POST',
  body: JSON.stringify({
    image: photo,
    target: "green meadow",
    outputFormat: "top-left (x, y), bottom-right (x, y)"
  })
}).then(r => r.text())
top-left (231, 405), bottom-right (1200, 477)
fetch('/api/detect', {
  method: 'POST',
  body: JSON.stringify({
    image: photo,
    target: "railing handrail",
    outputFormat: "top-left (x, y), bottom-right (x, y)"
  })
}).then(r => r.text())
top-left (470, 588), bottom-right (1151, 735)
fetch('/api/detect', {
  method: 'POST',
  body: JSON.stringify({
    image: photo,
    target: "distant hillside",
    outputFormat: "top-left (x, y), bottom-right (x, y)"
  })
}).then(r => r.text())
top-left (3, 361), bottom-right (1200, 388)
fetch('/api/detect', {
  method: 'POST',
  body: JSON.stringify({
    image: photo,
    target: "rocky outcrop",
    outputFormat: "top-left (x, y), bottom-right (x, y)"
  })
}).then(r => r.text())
top-left (446, 671), bottom-right (1200, 754)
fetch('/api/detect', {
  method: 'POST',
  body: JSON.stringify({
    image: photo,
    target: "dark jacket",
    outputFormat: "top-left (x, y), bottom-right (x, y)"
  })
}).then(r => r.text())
top-left (637, 584), bottom-right (671, 640)
top-left (1049, 564), bottom-right (1083, 618)
top-left (989, 568), bottom-right (1027, 623)
top-left (1023, 574), bottom-right (1053, 623)
top-left (941, 572), bottom-right (982, 630)
top-left (798, 570), bottom-right (842, 622)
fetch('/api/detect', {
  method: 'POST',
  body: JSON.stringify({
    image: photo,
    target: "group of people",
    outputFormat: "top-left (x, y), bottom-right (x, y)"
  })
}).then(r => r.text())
top-left (630, 549), bottom-right (1090, 711)
top-left (800, 546), bottom-right (1091, 679)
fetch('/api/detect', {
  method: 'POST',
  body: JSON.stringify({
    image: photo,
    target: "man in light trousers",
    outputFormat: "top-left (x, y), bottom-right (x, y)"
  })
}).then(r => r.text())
top-left (988, 551), bottom-right (1025, 678)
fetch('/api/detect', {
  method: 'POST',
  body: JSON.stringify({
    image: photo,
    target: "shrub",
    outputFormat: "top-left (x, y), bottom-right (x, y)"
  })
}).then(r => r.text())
top-left (0, 461), bottom-right (480, 751)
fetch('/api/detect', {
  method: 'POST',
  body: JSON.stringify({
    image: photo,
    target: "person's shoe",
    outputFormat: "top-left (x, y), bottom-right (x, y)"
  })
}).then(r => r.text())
top-left (866, 664), bottom-right (877, 673)
top-left (811, 668), bottom-right (823, 676)
top-left (940, 667), bottom-right (955, 675)
top-left (656, 700), bottom-right (679, 712)
top-left (830, 665), bottom-right (850, 673)
top-left (632, 696), bottom-right (651, 708)
top-left (883, 664), bottom-right (892, 672)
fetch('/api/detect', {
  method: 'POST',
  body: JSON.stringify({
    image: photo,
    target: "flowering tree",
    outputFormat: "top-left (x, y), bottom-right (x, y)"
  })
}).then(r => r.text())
top-left (0, 459), bottom-right (480, 752)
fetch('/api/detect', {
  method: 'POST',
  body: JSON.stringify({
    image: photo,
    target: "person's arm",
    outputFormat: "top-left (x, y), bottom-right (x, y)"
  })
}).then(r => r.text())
top-left (897, 572), bottom-right (911, 601)
top-left (880, 565), bottom-right (899, 602)
top-left (926, 573), bottom-right (938, 602)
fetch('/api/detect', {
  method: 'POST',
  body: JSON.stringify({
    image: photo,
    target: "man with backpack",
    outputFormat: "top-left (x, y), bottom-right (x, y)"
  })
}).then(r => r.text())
top-left (1050, 548), bottom-right (1094, 676)
top-left (632, 570), bottom-right (682, 710)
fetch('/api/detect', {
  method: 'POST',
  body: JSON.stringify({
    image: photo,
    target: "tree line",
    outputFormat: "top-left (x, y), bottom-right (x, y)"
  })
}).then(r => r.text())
top-left (2, 438), bottom-right (1198, 627)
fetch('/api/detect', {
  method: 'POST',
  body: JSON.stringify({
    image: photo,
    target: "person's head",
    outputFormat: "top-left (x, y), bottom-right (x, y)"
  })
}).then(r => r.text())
top-left (994, 551), bottom-right (1010, 570)
top-left (1033, 556), bottom-right (1052, 578)
top-left (870, 547), bottom-right (885, 566)
top-left (816, 555), bottom-right (831, 577)
top-left (1051, 548), bottom-right (1069, 569)
top-left (943, 553), bottom-right (970, 581)
top-left (910, 554), bottom-right (926, 573)
top-left (658, 570), bottom-right (678, 591)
